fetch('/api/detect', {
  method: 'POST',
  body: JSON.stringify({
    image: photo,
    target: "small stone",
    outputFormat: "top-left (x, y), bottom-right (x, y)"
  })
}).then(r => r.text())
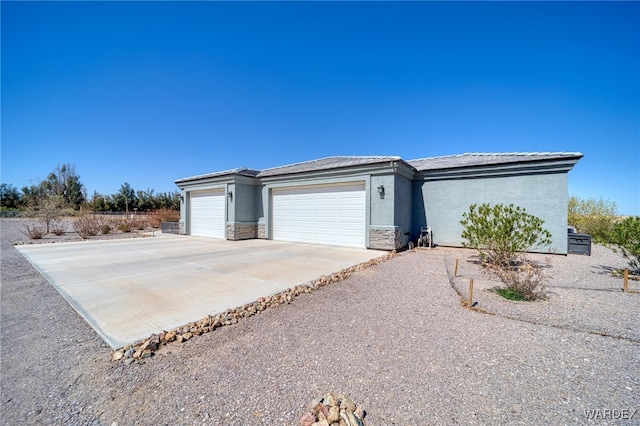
top-left (132, 350), bottom-right (142, 359)
top-left (140, 338), bottom-right (158, 352)
top-left (298, 411), bottom-right (316, 426)
top-left (124, 358), bottom-right (135, 365)
top-left (340, 411), bottom-right (363, 426)
top-left (327, 406), bottom-right (340, 423)
top-left (140, 350), bottom-right (152, 359)
top-left (164, 331), bottom-right (177, 342)
top-left (312, 421), bottom-right (329, 426)
top-left (323, 393), bottom-right (338, 408)
top-left (176, 334), bottom-right (184, 343)
top-left (182, 332), bottom-right (193, 341)
top-left (338, 395), bottom-right (356, 412)
top-left (124, 348), bottom-right (135, 358)
top-left (353, 406), bottom-right (365, 420)
top-left (111, 350), bottom-right (124, 361)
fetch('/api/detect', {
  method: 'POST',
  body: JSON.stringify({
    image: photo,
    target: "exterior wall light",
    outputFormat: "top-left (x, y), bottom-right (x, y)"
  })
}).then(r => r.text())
top-left (227, 191), bottom-right (233, 201)
top-left (377, 185), bottom-right (385, 199)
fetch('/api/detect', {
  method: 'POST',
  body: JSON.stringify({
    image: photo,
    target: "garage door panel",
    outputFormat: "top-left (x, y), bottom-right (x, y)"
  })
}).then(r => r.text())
top-left (190, 190), bottom-right (225, 238)
top-left (272, 183), bottom-right (365, 248)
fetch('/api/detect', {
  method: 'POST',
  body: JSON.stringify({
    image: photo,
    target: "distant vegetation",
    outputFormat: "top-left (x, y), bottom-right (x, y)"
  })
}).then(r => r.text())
top-left (1, 163), bottom-right (180, 216)
top-left (568, 195), bottom-right (639, 275)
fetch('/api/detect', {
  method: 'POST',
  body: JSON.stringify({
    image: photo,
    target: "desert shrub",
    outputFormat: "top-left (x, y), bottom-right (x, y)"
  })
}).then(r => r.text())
top-left (461, 203), bottom-right (552, 301)
top-left (22, 223), bottom-right (46, 239)
top-left (568, 195), bottom-right (618, 243)
top-left (101, 222), bottom-right (112, 234)
top-left (148, 208), bottom-right (180, 228)
top-left (461, 203), bottom-right (552, 267)
top-left (50, 220), bottom-right (67, 236)
top-left (609, 216), bottom-right (640, 275)
top-left (493, 259), bottom-right (550, 301)
top-left (73, 215), bottom-right (102, 239)
top-left (117, 219), bottom-right (133, 233)
top-left (132, 216), bottom-right (148, 230)
top-left (29, 195), bottom-right (66, 234)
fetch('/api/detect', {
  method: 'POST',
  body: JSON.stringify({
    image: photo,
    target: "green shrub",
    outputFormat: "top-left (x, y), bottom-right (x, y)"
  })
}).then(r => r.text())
top-left (610, 216), bottom-right (640, 275)
top-left (461, 203), bottom-right (552, 301)
top-left (461, 203), bottom-right (552, 267)
top-left (568, 195), bottom-right (618, 243)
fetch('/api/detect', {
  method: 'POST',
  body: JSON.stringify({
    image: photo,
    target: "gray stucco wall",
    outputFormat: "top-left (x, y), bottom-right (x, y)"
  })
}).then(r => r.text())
top-left (369, 175), bottom-right (395, 226)
top-left (394, 175), bottom-right (413, 247)
top-left (413, 172), bottom-right (569, 254)
top-left (233, 182), bottom-right (258, 223)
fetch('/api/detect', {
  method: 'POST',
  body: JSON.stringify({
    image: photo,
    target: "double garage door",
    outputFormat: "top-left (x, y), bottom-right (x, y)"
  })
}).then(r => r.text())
top-left (272, 183), bottom-right (366, 248)
top-left (189, 190), bottom-right (225, 238)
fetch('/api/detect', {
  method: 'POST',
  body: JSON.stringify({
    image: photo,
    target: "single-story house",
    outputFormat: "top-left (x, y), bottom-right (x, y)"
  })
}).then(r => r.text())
top-left (175, 152), bottom-right (583, 254)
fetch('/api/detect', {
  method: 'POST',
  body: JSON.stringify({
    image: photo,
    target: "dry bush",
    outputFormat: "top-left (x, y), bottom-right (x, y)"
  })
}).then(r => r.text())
top-left (117, 220), bottom-right (133, 233)
top-left (101, 221), bottom-right (113, 234)
top-left (73, 215), bottom-right (102, 239)
top-left (50, 220), bottom-right (67, 236)
top-left (22, 223), bottom-right (47, 239)
top-left (490, 258), bottom-right (551, 301)
top-left (132, 216), bottom-right (148, 230)
top-left (148, 209), bottom-right (180, 228)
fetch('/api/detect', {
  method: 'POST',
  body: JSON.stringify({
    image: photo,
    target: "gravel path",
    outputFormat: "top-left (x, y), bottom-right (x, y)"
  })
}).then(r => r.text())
top-left (1, 219), bottom-right (638, 425)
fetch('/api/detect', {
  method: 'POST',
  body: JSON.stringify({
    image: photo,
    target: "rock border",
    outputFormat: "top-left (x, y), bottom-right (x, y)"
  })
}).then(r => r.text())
top-left (298, 392), bottom-right (368, 426)
top-left (111, 251), bottom-right (397, 364)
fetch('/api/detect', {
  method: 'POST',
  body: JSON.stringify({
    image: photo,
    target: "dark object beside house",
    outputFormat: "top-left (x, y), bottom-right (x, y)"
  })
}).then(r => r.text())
top-left (161, 222), bottom-right (180, 234)
top-left (568, 233), bottom-right (591, 256)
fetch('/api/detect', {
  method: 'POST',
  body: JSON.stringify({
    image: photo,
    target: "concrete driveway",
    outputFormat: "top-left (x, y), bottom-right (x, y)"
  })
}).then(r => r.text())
top-left (16, 234), bottom-right (383, 349)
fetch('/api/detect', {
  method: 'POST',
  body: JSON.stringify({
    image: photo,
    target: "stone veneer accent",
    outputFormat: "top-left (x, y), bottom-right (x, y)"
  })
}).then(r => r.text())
top-left (257, 219), bottom-right (266, 239)
top-left (179, 221), bottom-right (185, 235)
top-left (369, 227), bottom-right (402, 250)
top-left (226, 223), bottom-right (258, 240)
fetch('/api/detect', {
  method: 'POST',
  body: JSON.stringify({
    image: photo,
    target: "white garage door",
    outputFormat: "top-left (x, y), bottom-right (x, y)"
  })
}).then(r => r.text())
top-left (272, 183), bottom-right (366, 248)
top-left (189, 190), bottom-right (225, 238)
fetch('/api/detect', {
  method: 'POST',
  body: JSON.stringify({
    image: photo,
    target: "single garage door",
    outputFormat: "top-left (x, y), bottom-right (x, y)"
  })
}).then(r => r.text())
top-left (272, 183), bottom-right (366, 248)
top-left (189, 189), bottom-right (225, 238)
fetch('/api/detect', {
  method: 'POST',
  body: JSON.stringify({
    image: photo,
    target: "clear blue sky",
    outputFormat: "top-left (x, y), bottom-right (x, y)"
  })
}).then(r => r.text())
top-left (2, 1), bottom-right (638, 215)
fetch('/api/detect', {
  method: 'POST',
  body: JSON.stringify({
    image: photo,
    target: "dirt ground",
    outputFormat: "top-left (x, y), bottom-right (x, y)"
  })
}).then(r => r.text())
top-left (1, 218), bottom-right (638, 425)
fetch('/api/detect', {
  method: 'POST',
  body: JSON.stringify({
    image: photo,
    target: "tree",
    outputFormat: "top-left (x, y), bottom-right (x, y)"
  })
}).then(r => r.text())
top-left (39, 195), bottom-right (66, 234)
top-left (114, 183), bottom-right (137, 213)
top-left (21, 183), bottom-right (47, 210)
top-left (568, 195), bottom-right (618, 243)
top-left (610, 216), bottom-right (640, 275)
top-left (0, 183), bottom-right (21, 209)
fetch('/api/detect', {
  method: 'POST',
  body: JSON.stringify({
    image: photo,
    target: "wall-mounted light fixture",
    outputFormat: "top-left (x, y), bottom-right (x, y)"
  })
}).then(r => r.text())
top-left (377, 185), bottom-right (385, 199)
top-left (177, 194), bottom-right (184, 202)
top-left (227, 191), bottom-right (233, 202)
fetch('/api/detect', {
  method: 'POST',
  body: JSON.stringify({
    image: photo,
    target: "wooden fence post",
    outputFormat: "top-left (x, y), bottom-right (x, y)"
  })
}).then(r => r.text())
top-left (623, 269), bottom-right (629, 293)
top-left (454, 259), bottom-right (459, 277)
top-left (468, 278), bottom-right (474, 309)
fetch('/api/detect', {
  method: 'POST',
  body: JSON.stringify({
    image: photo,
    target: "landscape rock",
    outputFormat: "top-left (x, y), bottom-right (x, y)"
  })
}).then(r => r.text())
top-left (300, 393), bottom-right (366, 426)
top-left (111, 350), bottom-right (124, 362)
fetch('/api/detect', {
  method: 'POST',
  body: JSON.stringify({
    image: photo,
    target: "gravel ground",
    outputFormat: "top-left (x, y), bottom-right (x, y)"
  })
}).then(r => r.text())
top-left (1, 218), bottom-right (638, 425)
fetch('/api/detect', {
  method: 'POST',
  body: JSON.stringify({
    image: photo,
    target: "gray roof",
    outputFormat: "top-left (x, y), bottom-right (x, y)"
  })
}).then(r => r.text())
top-left (257, 156), bottom-right (402, 177)
top-left (407, 152), bottom-right (584, 171)
top-left (176, 152), bottom-right (583, 185)
top-left (175, 167), bottom-right (259, 184)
